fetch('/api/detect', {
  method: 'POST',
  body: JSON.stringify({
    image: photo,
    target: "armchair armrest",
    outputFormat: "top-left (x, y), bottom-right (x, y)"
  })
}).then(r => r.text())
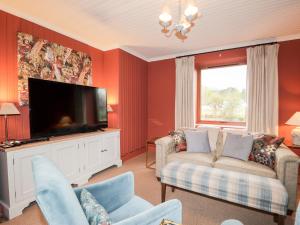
top-left (74, 172), bottom-right (134, 213)
top-left (275, 146), bottom-right (300, 210)
top-left (155, 136), bottom-right (176, 177)
top-left (114, 199), bottom-right (182, 225)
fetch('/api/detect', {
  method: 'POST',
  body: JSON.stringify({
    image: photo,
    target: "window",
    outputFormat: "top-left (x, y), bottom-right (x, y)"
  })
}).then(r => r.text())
top-left (199, 64), bottom-right (247, 124)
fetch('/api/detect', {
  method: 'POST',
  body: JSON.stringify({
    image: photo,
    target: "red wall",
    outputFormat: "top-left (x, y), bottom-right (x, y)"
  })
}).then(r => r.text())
top-left (148, 59), bottom-right (175, 139)
top-left (278, 39), bottom-right (300, 144)
top-left (101, 49), bottom-right (148, 160)
top-left (147, 41), bottom-right (300, 145)
top-left (119, 50), bottom-right (148, 160)
top-left (102, 49), bottom-right (120, 129)
top-left (0, 10), bottom-right (104, 142)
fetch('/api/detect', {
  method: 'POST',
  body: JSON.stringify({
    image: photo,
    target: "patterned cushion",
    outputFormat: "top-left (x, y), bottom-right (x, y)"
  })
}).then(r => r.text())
top-left (249, 134), bottom-right (284, 169)
top-left (169, 129), bottom-right (186, 152)
top-left (80, 189), bottom-right (112, 225)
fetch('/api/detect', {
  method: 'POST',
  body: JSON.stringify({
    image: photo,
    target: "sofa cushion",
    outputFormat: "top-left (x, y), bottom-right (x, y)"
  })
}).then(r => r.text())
top-left (196, 126), bottom-right (221, 151)
top-left (222, 128), bottom-right (249, 145)
top-left (249, 134), bottom-right (285, 169)
top-left (185, 130), bottom-right (211, 153)
top-left (222, 133), bottom-right (254, 161)
top-left (169, 129), bottom-right (187, 152)
top-left (109, 196), bottom-right (153, 223)
top-left (217, 128), bottom-right (251, 159)
top-left (167, 152), bottom-right (215, 167)
top-left (214, 157), bottom-right (276, 178)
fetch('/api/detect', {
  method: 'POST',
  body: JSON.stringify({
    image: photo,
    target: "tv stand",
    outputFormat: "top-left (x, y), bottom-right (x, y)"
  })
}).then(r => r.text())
top-left (0, 129), bottom-right (121, 219)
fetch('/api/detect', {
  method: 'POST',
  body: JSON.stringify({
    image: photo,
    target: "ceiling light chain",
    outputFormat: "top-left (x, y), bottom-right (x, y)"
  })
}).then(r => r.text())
top-left (159, 0), bottom-right (201, 40)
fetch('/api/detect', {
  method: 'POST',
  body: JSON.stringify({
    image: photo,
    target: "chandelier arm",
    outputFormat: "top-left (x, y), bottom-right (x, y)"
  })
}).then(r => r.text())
top-left (165, 28), bottom-right (176, 38)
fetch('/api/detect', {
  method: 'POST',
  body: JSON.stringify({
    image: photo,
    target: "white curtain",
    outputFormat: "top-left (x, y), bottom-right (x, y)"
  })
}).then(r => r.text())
top-left (175, 56), bottom-right (196, 129)
top-left (246, 44), bottom-right (279, 135)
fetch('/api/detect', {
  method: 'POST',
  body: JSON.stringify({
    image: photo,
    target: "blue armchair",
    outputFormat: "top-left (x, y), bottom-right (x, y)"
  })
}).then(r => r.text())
top-left (32, 156), bottom-right (182, 225)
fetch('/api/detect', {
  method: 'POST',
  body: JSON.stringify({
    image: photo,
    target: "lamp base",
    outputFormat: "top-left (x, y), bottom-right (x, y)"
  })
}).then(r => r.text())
top-left (291, 127), bottom-right (300, 146)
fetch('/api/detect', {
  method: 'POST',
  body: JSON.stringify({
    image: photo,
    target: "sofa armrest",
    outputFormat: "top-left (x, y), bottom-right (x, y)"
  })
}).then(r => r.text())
top-left (74, 172), bottom-right (134, 213)
top-left (275, 146), bottom-right (300, 210)
top-left (114, 199), bottom-right (182, 225)
top-left (155, 136), bottom-right (176, 177)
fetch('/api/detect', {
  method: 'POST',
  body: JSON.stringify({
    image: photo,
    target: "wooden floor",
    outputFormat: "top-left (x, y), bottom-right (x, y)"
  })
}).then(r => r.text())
top-left (0, 152), bottom-right (298, 225)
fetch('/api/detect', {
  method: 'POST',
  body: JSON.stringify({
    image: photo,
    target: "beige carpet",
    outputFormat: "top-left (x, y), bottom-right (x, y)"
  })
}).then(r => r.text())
top-left (1, 153), bottom-right (297, 225)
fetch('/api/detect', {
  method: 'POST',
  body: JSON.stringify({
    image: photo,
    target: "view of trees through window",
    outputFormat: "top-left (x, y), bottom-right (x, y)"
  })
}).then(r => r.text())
top-left (200, 65), bottom-right (247, 123)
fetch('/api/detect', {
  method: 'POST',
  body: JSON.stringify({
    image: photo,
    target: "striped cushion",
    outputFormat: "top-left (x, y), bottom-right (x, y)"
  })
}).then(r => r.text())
top-left (161, 162), bottom-right (288, 215)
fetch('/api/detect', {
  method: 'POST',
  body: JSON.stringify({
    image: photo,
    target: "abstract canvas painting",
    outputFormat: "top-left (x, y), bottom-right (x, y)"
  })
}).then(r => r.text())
top-left (17, 32), bottom-right (92, 105)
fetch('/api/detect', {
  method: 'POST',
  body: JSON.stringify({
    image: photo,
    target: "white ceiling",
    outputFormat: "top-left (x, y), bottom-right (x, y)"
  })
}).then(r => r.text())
top-left (1, 0), bottom-right (300, 61)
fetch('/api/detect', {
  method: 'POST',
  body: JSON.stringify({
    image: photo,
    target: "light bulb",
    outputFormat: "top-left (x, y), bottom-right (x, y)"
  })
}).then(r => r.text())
top-left (159, 12), bottom-right (172, 23)
top-left (184, 5), bottom-right (198, 21)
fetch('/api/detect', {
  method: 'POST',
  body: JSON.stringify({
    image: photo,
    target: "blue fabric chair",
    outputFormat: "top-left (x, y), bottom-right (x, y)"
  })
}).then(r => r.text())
top-left (295, 202), bottom-right (300, 225)
top-left (221, 219), bottom-right (243, 225)
top-left (32, 156), bottom-right (182, 225)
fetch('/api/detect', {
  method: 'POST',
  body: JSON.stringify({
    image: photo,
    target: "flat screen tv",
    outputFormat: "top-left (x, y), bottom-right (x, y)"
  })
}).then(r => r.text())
top-left (28, 78), bottom-right (108, 138)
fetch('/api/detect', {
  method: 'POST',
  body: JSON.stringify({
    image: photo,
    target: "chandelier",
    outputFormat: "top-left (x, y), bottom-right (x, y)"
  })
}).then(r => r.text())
top-left (159, 1), bottom-right (200, 40)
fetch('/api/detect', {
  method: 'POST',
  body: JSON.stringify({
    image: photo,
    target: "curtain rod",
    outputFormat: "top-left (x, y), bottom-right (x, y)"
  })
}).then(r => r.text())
top-left (176, 42), bottom-right (278, 59)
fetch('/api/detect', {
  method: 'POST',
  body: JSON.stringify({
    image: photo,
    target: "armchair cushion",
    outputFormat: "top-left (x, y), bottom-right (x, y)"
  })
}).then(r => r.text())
top-left (74, 172), bottom-right (135, 213)
top-left (80, 189), bottom-right (111, 225)
top-left (109, 196), bottom-right (153, 223)
top-left (114, 199), bottom-right (182, 225)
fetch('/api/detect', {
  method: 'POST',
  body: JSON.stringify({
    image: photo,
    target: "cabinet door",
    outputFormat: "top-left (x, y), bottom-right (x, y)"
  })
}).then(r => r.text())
top-left (13, 146), bottom-right (53, 202)
top-left (84, 136), bottom-right (102, 174)
top-left (52, 141), bottom-right (80, 182)
top-left (101, 133), bottom-right (118, 168)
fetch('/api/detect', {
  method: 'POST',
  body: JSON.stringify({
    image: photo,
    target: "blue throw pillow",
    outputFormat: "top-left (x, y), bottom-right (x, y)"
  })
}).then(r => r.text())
top-left (80, 188), bottom-right (112, 225)
top-left (185, 130), bottom-right (211, 153)
top-left (222, 133), bottom-right (253, 161)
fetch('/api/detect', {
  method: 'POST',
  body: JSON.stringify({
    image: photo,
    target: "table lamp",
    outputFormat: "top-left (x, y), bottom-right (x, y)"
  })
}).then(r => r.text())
top-left (0, 103), bottom-right (20, 144)
top-left (107, 104), bottom-right (113, 112)
top-left (286, 112), bottom-right (300, 146)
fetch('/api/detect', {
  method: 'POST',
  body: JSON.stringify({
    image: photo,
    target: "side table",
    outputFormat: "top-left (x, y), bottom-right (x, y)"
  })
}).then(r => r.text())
top-left (146, 137), bottom-right (161, 169)
top-left (287, 144), bottom-right (300, 184)
top-left (287, 144), bottom-right (300, 156)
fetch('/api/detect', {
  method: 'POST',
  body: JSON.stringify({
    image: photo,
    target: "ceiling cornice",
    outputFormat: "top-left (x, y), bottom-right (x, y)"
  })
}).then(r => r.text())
top-left (119, 46), bottom-right (149, 62)
top-left (0, 3), bottom-right (105, 52)
top-left (147, 33), bottom-right (300, 62)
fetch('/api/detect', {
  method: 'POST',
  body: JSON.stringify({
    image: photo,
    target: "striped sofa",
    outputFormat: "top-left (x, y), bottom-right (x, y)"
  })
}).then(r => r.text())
top-left (155, 127), bottom-right (299, 212)
top-left (161, 162), bottom-right (288, 224)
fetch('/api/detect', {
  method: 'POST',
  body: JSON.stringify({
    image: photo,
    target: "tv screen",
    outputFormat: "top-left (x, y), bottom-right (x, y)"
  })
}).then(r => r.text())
top-left (28, 78), bottom-right (108, 138)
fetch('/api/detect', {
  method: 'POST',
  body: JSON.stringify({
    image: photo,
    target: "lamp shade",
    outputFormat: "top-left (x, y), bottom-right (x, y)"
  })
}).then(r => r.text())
top-left (286, 112), bottom-right (300, 126)
top-left (107, 104), bottom-right (113, 112)
top-left (0, 103), bottom-right (20, 116)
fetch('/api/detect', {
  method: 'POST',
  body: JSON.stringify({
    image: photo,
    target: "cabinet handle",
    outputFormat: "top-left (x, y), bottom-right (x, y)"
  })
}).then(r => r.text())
top-left (101, 149), bottom-right (108, 152)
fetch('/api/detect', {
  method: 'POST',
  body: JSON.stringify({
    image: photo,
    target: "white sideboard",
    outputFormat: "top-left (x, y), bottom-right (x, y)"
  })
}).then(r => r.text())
top-left (0, 129), bottom-right (121, 219)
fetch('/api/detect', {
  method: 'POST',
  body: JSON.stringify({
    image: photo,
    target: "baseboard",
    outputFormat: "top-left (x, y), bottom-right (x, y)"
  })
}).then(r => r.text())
top-left (121, 147), bottom-right (145, 161)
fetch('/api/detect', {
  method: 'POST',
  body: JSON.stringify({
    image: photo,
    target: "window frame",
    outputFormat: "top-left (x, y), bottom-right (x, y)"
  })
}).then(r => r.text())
top-left (196, 64), bottom-right (247, 126)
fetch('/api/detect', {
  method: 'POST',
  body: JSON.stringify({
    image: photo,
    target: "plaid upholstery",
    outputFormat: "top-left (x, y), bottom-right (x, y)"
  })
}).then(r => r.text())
top-left (161, 162), bottom-right (288, 215)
